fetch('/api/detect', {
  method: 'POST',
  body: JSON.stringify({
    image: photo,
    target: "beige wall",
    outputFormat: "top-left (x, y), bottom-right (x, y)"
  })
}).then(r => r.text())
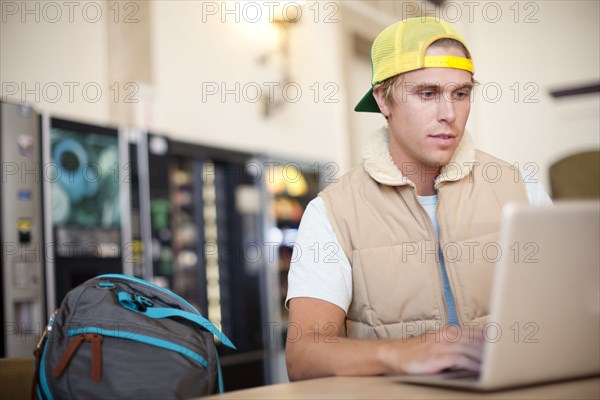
top-left (0, 0), bottom-right (110, 124)
top-left (148, 1), bottom-right (350, 170)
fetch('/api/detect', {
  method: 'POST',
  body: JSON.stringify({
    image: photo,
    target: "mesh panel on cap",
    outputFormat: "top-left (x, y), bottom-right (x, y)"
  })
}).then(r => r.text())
top-left (398, 18), bottom-right (451, 69)
top-left (371, 22), bottom-right (404, 85)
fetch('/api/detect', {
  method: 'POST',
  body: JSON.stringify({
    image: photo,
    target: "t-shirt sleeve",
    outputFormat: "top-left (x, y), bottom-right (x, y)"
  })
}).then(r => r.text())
top-left (521, 168), bottom-right (553, 205)
top-left (285, 196), bottom-right (353, 313)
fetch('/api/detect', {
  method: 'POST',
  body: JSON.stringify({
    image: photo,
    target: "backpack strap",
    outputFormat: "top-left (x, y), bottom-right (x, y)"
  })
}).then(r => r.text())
top-left (215, 348), bottom-right (225, 393)
top-left (117, 291), bottom-right (236, 349)
top-left (144, 308), bottom-right (236, 350)
top-left (52, 335), bottom-right (85, 378)
top-left (52, 334), bottom-right (103, 384)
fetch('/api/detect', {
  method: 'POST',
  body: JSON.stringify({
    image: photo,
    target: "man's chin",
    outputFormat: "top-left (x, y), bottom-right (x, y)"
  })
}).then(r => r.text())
top-left (426, 152), bottom-right (455, 168)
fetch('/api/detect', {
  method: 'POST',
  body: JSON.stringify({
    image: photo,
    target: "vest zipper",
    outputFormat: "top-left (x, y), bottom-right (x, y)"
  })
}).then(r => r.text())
top-left (435, 193), bottom-right (464, 327)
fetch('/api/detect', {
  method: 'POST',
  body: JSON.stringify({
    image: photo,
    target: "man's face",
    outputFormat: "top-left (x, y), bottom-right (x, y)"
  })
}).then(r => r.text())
top-left (375, 46), bottom-right (474, 172)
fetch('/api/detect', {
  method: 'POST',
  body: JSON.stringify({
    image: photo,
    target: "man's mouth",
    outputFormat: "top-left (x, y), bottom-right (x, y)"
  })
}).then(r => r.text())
top-left (429, 134), bottom-right (455, 139)
top-left (428, 134), bottom-right (457, 146)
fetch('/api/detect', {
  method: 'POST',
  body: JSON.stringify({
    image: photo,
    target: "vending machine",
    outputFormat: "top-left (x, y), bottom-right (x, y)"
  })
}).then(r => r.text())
top-left (129, 133), bottom-right (269, 389)
top-left (0, 101), bottom-right (46, 357)
top-left (167, 140), bottom-right (268, 390)
top-left (41, 116), bottom-right (130, 310)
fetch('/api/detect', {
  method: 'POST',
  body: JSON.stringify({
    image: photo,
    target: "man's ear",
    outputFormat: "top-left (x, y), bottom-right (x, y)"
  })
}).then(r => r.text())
top-left (372, 85), bottom-right (392, 118)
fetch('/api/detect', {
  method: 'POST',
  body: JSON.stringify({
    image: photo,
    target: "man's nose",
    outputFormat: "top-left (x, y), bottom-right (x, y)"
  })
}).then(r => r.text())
top-left (437, 93), bottom-right (456, 123)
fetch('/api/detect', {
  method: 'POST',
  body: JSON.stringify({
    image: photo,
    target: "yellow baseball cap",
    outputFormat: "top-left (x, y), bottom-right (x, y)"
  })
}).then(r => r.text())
top-left (355, 16), bottom-right (474, 113)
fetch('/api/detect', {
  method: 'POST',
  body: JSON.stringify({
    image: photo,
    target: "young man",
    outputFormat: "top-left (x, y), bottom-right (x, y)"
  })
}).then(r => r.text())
top-left (285, 17), bottom-right (551, 380)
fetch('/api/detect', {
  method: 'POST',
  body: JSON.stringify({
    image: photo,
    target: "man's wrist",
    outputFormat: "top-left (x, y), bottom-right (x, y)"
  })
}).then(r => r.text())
top-left (375, 338), bottom-right (406, 375)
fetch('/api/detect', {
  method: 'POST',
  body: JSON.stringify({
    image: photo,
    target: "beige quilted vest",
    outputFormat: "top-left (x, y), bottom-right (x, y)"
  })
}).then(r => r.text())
top-left (320, 127), bottom-right (528, 340)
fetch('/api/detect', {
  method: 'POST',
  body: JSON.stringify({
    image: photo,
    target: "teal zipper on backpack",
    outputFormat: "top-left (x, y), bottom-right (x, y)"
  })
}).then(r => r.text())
top-left (66, 328), bottom-right (209, 369)
top-left (97, 274), bottom-right (199, 314)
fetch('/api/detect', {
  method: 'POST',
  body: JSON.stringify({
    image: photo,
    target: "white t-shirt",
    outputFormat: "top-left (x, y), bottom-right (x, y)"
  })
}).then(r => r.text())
top-left (285, 171), bottom-right (552, 313)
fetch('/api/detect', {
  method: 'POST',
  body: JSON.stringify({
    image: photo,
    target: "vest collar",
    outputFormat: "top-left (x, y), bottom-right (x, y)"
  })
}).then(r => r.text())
top-left (362, 125), bottom-right (477, 187)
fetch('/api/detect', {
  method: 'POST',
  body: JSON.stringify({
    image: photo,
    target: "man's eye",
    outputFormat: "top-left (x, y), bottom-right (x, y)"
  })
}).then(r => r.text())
top-left (420, 91), bottom-right (435, 98)
top-left (454, 90), bottom-right (471, 99)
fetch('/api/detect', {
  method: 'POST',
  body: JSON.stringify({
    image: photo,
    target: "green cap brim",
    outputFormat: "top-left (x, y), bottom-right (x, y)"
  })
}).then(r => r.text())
top-left (354, 87), bottom-right (381, 113)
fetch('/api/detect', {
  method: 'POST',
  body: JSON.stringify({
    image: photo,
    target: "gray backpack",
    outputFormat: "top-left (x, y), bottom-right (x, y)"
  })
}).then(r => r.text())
top-left (34, 274), bottom-right (235, 399)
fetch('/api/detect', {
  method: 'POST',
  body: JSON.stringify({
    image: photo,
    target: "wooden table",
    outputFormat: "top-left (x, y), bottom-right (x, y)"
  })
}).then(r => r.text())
top-left (202, 375), bottom-right (600, 399)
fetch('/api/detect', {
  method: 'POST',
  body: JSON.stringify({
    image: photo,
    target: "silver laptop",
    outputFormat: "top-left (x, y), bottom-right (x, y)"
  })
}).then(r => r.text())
top-left (395, 201), bottom-right (600, 391)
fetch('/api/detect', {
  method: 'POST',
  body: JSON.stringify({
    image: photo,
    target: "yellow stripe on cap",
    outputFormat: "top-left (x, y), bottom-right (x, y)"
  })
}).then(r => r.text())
top-left (423, 56), bottom-right (474, 73)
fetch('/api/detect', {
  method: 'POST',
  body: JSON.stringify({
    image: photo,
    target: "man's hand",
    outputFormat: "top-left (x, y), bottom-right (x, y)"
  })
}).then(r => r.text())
top-left (286, 297), bottom-right (485, 380)
top-left (378, 326), bottom-right (485, 375)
